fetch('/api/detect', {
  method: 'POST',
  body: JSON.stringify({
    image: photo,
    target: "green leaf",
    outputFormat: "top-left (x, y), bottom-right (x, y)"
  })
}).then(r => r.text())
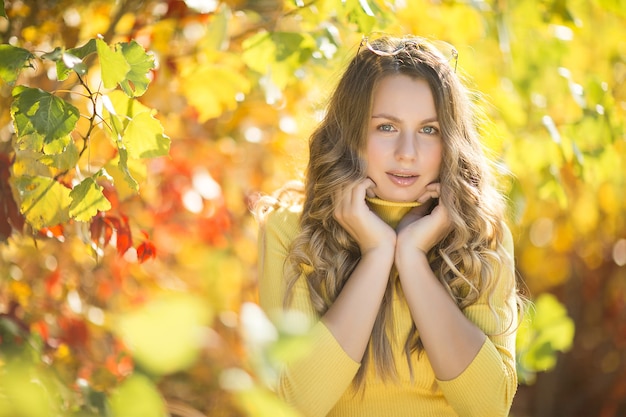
top-left (117, 147), bottom-right (139, 192)
top-left (0, 359), bottom-right (62, 417)
top-left (40, 47), bottom-right (63, 61)
top-left (1, 0), bottom-right (6, 19)
top-left (202, 5), bottom-right (229, 51)
top-left (11, 176), bottom-right (71, 230)
top-left (103, 90), bottom-right (152, 137)
top-left (242, 31), bottom-right (316, 89)
top-left (115, 294), bottom-right (212, 375)
top-left (102, 151), bottom-right (145, 200)
top-left (96, 38), bottom-right (130, 89)
top-left (242, 31), bottom-right (274, 74)
top-left (11, 86), bottom-right (79, 154)
top-left (118, 40), bottom-right (155, 97)
top-left (69, 177), bottom-right (112, 222)
top-left (358, 0), bottom-right (376, 16)
top-left (122, 111), bottom-right (170, 159)
top-left (38, 141), bottom-right (80, 170)
top-left (516, 293), bottom-right (575, 383)
top-left (0, 45), bottom-right (34, 85)
top-left (12, 150), bottom-right (53, 177)
top-left (344, 0), bottom-right (376, 33)
top-left (235, 387), bottom-right (301, 417)
top-left (108, 374), bottom-right (167, 417)
top-left (56, 39), bottom-right (96, 81)
top-left (531, 293), bottom-right (575, 349)
top-left (61, 52), bottom-right (88, 77)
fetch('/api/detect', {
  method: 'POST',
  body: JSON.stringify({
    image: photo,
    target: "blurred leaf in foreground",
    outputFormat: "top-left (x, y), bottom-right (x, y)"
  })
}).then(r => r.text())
top-left (516, 293), bottom-right (575, 384)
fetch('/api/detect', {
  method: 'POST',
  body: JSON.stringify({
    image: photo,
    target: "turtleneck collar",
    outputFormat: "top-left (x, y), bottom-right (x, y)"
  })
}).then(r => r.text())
top-left (365, 197), bottom-right (422, 229)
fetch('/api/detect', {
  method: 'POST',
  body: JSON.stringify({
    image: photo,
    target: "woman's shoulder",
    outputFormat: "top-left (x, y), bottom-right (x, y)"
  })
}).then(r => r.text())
top-left (264, 203), bottom-right (303, 229)
top-left (256, 200), bottom-right (303, 250)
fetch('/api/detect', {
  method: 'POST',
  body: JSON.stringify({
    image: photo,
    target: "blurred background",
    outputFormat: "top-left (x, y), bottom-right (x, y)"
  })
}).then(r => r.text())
top-left (0, 0), bottom-right (624, 416)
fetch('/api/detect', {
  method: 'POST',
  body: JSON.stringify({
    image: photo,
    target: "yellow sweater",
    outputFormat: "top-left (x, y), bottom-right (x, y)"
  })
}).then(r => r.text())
top-left (257, 197), bottom-right (518, 417)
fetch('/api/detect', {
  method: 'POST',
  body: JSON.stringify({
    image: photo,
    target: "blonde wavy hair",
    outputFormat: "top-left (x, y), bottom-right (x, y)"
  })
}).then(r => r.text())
top-left (257, 35), bottom-right (523, 388)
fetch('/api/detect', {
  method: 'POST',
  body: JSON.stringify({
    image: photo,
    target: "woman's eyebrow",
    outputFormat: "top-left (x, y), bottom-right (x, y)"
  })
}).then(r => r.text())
top-left (371, 113), bottom-right (439, 124)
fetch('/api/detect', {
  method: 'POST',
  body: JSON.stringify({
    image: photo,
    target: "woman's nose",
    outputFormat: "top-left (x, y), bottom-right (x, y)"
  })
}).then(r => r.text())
top-left (395, 133), bottom-right (417, 161)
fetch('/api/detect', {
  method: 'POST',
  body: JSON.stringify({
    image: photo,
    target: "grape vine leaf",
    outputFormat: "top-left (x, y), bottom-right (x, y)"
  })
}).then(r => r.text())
top-left (69, 177), bottom-right (112, 222)
top-left (11, 176), bottom-right (71, 229)
top-left (116, 148), bottom-right (139, 192)
top-left (10, 86), bottom-right (79, 155)
top-left (118, 40), bottom-right (155, 97)
top-left (96, 38), bottom-right (131, 90)
top-left (38, 141), bottom-right (80, 171)
top-left (122, 112), bottom-right (171, 159)
top-left (56, 39), bottom-right (96, 81)
top-left (0, 45), bottom-right (34, 85)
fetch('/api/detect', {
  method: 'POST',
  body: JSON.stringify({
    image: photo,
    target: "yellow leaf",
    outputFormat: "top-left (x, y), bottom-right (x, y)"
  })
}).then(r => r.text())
top-left (114, 293), bottom-right (212, 375)
top-left (9, 281), bottom-right (32, 307)
top-left (180, 66), bottom-right (250, 122)
top-left (571, 188), bottom-right (599, 235)
top-left (395, 0), bottom-right (483, 44)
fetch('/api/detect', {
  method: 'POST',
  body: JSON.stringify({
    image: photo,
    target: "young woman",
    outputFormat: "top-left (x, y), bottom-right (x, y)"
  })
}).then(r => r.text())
top-left (255, 34), bottom-right (524, 417)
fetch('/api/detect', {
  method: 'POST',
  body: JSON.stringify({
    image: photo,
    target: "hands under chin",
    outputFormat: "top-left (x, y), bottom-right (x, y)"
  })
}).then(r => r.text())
top-left (396, 184), bottom-right (452, 256)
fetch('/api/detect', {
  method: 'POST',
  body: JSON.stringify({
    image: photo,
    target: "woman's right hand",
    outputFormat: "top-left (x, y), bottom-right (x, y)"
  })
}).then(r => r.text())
top-left (333, 178), bottom-right (396, 255)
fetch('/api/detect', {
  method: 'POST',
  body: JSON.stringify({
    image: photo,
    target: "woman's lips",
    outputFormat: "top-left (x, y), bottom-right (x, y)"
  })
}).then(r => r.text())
top-left (386, 172), bottom-right (419, 186)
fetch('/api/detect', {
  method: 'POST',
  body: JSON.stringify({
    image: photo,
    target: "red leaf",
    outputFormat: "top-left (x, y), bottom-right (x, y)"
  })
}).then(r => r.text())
top-left (198, 203), bottom-right (231, 247)
top-left (116, 215), bottom-right (132, 255)
top-left (136, 238), bottom-right (157, 263)
top-left (90, 214), bottom-right (134, 256)
top-left (101, 182), bottom-right (119, 211)
top-left (58, 316), bottom-right (89, 347)
top-left (90, 213), bottom-right (114, 247)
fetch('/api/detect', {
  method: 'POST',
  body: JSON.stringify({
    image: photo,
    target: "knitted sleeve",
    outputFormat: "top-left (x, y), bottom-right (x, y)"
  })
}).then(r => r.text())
top-left (257, 206), bottom-right (360, 417)
top-left (436, 223), bottom-right (519, 417)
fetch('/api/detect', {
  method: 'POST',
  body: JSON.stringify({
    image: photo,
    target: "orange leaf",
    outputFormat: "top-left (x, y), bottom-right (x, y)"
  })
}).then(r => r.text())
top-left (39, 224), bottom-right (65, 241)
top-left (45, 268), bottom-right (63, 298)
top-left (31, 320), bottom-right (50, 342)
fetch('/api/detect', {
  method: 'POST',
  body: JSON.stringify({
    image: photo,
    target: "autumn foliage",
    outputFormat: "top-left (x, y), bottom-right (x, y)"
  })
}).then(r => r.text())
top-left (0, 0), bottom-right (625, 416)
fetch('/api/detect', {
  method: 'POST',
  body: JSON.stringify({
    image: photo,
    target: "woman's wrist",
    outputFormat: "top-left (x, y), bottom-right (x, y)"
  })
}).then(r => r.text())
top-left (394, 244), bottom-right (429, 274)
top-left (361, 241), bottom-right (396, 260)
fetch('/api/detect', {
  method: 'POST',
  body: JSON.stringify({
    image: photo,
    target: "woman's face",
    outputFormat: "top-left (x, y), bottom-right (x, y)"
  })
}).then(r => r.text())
top-left (366, 74), bottom-right (443, 202)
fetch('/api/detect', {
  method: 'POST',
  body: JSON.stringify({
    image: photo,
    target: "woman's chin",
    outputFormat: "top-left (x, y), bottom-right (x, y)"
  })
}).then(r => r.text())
top-left (373, 192), bottom-right (419, 203)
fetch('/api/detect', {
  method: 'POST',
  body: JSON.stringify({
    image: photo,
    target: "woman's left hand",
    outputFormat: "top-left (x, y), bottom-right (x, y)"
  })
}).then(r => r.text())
top-left (396, 183), bottom-right (452, 255)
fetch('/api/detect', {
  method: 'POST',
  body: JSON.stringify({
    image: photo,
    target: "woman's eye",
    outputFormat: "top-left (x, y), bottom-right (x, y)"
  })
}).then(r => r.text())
top-left (422, 125), bottom-right (439, 135)
top-left (378, 124), bottom-right (395, 132)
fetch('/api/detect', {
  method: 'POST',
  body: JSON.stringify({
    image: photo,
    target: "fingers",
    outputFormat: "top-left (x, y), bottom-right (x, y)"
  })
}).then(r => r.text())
top-left (333, 178), bottom-right (396, 252)
top-left (360, 177), bottom-right (377, 199)
top-left (417, 183), bottom-right (441, 203)
top-left (334, 178), bottom-right (374, 220)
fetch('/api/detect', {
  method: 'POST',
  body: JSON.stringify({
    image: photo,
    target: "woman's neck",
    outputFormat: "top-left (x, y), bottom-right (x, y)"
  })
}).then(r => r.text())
top-left (365, 197), bottom-right (422, 229)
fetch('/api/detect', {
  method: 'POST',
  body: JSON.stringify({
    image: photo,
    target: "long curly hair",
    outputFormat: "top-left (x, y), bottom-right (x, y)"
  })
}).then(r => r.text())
top-left (261, 35), bottom-right (522, 388)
